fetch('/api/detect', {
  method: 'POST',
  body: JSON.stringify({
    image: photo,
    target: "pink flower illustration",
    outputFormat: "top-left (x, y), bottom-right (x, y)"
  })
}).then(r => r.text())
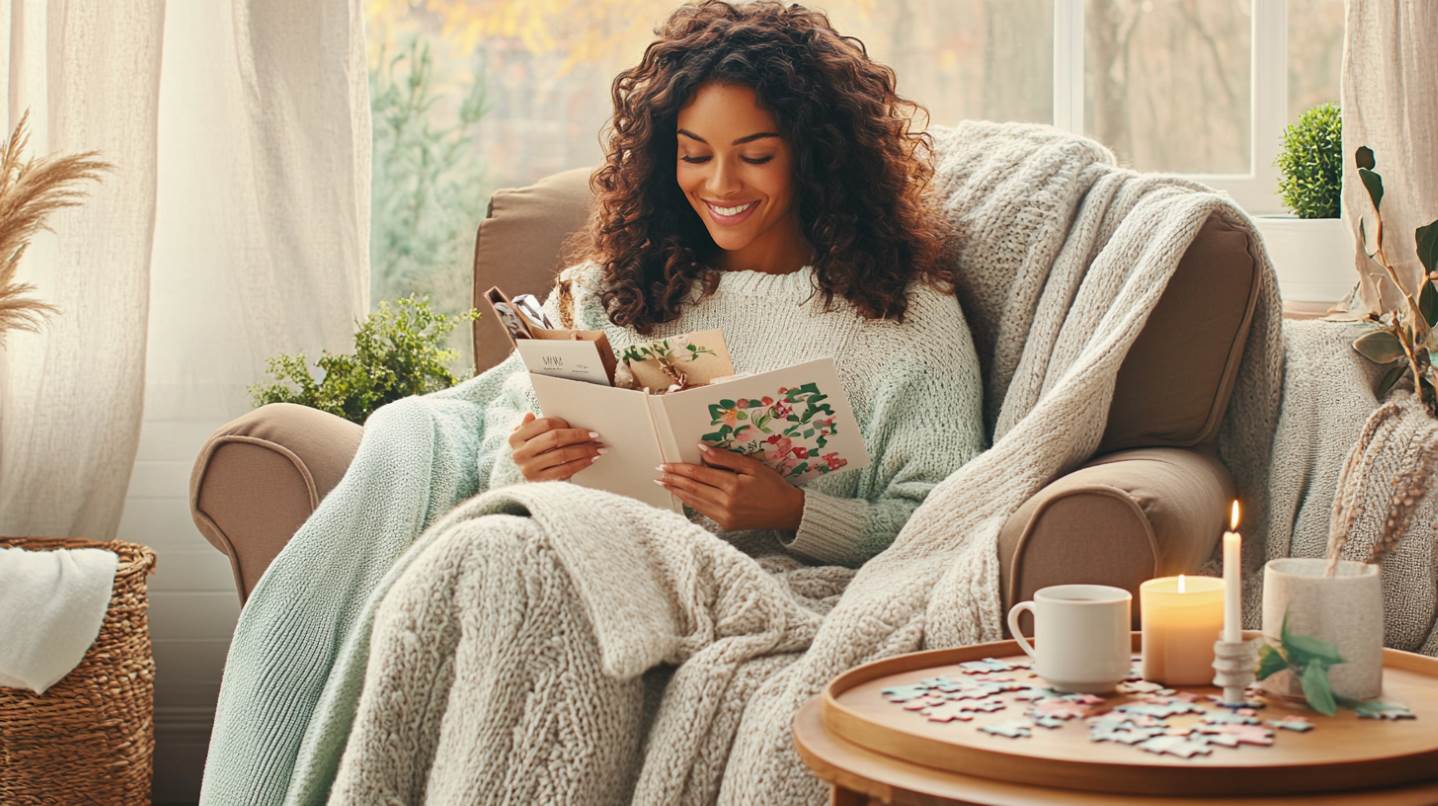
top-left (793, 446), bottom-right (808, 459)
top-left (823, 452), bottom-right (847, 470)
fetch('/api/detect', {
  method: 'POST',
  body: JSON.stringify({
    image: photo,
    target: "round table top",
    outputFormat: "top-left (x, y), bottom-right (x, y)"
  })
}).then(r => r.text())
top-left (792, 637), bottom-right (1438, 805)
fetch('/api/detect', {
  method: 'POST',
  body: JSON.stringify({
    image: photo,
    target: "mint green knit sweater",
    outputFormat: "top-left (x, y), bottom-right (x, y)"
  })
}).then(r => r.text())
top-left (479, 262), bottom-right (987, 566)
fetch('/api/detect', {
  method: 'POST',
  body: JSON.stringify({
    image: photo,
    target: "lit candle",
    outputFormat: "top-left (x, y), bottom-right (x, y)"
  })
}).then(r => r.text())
top-left (1140, 574), bottom-right (1225, 685)
top-left (1222, 500), bottom-right (1242, 643)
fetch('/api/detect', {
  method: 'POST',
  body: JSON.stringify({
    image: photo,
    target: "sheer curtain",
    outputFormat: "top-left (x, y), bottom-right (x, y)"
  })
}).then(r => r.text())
top-left (0, 0), bottom-right (369, 538)
top-left (1341, 0), bottom-right (1438, 314)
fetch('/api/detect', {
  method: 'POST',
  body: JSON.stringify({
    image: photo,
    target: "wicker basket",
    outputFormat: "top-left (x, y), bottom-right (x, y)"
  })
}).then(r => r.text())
top-left (0, 537), bottom-right (158, 805)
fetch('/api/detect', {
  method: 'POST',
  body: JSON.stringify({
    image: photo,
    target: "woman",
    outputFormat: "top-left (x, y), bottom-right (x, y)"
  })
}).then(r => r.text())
top-left (488, 0), bottom-right (985, 566)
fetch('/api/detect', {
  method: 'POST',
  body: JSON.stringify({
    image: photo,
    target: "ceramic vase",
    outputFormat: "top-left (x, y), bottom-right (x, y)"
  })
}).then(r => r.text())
top-left (1261, 558), bottom-right (1383, 701)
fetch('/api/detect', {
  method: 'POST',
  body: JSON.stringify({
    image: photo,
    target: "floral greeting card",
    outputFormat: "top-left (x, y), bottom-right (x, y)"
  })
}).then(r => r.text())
top-left (528, 357), bottom-right (867, 512)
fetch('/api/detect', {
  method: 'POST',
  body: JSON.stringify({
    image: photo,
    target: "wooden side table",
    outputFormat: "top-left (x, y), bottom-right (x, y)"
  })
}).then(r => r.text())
top-left (793, 638), bottom-right (1438, 805)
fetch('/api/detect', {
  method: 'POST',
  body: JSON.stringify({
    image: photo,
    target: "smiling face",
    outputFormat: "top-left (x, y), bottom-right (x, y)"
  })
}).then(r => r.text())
top-left (675, 82), bottom-right (811, 274)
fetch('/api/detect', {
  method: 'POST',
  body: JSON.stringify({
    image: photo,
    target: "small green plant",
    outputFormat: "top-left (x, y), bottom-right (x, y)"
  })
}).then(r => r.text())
top-left (249, 295), bottom-right (480, 425)
top-left (1276, 103), bottom-right (1342, 218)
top-left (1348, 146), bottom-right (1438, 415)
top-left (1257, 610), bottom-right (1404, 717)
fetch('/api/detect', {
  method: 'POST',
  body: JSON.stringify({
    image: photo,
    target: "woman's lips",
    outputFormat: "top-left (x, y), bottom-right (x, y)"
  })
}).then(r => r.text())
top-left (703, 199), bottom-right (759, 226)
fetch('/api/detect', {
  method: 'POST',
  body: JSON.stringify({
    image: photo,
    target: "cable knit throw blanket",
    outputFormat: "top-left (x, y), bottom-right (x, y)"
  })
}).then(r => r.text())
top-left (201, 122), bottom-right (1286, 804)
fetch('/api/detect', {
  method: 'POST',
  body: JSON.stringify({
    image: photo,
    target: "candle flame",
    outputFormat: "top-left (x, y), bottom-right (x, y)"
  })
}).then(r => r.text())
top-left (1230, 500), bottom-right (1241, 530)
top-left (1178, 574), bottom-right (1186, 593)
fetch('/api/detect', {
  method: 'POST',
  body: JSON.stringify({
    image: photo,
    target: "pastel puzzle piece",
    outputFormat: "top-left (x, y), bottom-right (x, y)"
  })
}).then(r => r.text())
top-left (902, 696), bottom-right (946, 711)
top-left (1203, 711), bottom-right (1260, 726)
top-left (1357, 701), bottom-right (1416, 720)
top-left (1117, 680), bottom-right (1166, 695)
top-left (979, 719), bottom-right (1033, 739)
top-left (1266, 717), bottom-right (1314, 732)
top-left (1195, 723), bottom-right (1274, 746)
top-left (1062, 692), bottom-right (1106, 706)
top-left (921, 702), bottom-right (978, 723)
top-left (1205, 694), bottom-right (1266, 710)
top-left (1117, 699), bottom-right (1205, 720)
top-left (1029, 714), bottom-right (1065, 729)
top-left (959, 658), bottom-right (1015, 675)
top-left (1087, 715), bottom-right (1166, 745)
top-left (1014, 686), bottom-right (1067, 702)
top-left (965, 697), bottom-right (1008, 714)
top-left (882, 684), bottom-right (934, 702)
top-left (1136, 735), bottom-right (1214, 758)
top-left (917, 676), bottom-right (955, 688)
top-left (1032, 700), bottom-right (1092, 720)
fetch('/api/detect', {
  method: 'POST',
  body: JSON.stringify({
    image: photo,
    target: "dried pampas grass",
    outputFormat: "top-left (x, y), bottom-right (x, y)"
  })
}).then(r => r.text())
top-left (0, 109), bottom-right (111, 344)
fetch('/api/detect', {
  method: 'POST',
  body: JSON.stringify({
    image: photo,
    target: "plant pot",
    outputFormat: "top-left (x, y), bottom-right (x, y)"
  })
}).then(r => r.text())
top-left (1253, 215), bottom-right (1356, 304)
top-left (1261, 558), bottom-right (1383, 702)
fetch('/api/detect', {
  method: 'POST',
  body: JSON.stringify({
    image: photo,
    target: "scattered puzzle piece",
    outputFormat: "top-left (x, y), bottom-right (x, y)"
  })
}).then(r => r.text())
top-left (1136, 735), bottom-right (1213, 758)
top-left (1117, 699), bottom-right (1205, 720)
top-left (1031, 700), bottom-right (1092, 720)
top-left (1194, 723), bottom-right (1274, 746)
top-left (958, 658), bottom-right (1015, 674)
top-left (1014, 686), bottom-right (1067, 702)
top-left (881, 684), bottom-right (933, 702)
top-left (1203, 711), bottom-right (1260, 726)
top-left (1206, 694), bottom-right (1266, 710)
top-left (902, 696), bottom-right (944, 711)
top-left (1356, 701), bottom-right (1416, 720)
top-left (920, 701), bottom-right (978, 723)
top-left (1088, 715), bottom-right (1167, 745)
top-left (979, 719), bottom-right (1032, 738)
top-left (1117, 680), bottom-right (1166, 695)
top-left (1267, 717), bottom-right (1314, 732)
top-left (965, 697), bottom-right (1008, 713)
top-left (1062, 692), bottom-right (1106, 705)
top-left (1029, 714), bottom-right (1065, 729)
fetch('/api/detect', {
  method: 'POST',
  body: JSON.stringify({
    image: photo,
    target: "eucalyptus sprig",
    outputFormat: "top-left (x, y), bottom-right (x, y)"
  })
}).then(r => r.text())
top-left (1257, 610), bottom-right (1344, 715)
top-left (1349, 146), bottom-right (1438, 415)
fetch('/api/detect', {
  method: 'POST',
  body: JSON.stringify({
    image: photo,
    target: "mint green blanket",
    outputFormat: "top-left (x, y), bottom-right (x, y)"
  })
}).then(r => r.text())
top-left (199, 353), bottom-right (526, 804)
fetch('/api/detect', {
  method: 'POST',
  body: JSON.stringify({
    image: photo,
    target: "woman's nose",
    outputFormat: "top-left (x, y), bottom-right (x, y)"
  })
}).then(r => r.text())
top-left (705, 158), bottom-right (740, 197)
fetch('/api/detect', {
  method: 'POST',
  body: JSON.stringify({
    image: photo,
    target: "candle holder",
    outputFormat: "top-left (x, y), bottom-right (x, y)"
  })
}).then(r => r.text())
top-left (1211, 636), bottom-right (1260, 706)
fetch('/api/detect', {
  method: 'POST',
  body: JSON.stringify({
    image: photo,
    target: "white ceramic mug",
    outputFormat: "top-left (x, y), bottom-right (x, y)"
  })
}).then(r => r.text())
top-left (1006, 584), bottom-right (1132, 693)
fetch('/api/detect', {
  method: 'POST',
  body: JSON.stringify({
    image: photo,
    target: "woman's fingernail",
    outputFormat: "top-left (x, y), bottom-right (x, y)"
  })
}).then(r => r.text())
top-left (656, 464), bottom-right (668, 472)
top-left (696, 442), bottom-right (710, 453)
top-left (590, 454), bottom-right (601, 464)
top-left (596, 448), bottom-right (608, 455)
top-left (653, 479), bottom-right (666, 488)
top-left (588, 431), bottom-right (600, 438)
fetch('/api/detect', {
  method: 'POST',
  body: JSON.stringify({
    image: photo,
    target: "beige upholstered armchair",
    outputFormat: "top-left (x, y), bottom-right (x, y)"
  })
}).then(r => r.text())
top-left (190, 166), bottom-right (1260, 634)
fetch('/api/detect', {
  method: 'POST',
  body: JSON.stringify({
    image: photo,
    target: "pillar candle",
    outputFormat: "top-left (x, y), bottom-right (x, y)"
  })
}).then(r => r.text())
top-left (1140, 575), bottom-right (1225, 685)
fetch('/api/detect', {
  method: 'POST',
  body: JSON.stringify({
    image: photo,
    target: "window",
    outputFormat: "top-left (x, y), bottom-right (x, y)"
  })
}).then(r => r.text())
top-left (365, 0), bottom-right (1343, 369)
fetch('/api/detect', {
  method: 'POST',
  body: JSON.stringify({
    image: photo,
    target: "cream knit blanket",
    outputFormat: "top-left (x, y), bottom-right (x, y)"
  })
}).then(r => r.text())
top-left (316, 121), bottom-right (1285, 803)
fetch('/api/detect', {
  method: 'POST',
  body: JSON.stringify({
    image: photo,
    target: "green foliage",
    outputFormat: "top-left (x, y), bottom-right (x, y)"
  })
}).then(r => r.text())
top-left (249, 296), bottom-right (480, 425)
top-left (1255, 610), bottom-right (1345, 716)
top-left (1276, 103), bottom-right (1342, 218)
top-left (370, 36), bottom-right (489, 372)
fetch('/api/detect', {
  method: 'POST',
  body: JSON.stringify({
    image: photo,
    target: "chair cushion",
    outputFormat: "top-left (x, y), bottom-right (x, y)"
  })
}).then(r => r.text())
top-left (471, 166), bottom-right (595, 374)
top-left (1099, 215), bottom-right (1261, 451)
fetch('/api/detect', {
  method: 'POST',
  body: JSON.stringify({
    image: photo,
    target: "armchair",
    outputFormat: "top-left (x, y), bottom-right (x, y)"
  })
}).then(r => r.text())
top-left (190, 166), bottom-right (1259, 633)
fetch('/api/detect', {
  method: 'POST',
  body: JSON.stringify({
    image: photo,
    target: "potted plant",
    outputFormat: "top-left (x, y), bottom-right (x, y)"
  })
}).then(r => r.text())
top-left (0, 111), bottom-right (109, 344)
top-left (1254, 103), bottom-right (1356, 304)
top-left (249, 295), bottom-right (480, 425)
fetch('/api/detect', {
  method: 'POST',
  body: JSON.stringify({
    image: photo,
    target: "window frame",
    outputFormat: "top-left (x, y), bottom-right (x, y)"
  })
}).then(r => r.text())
top-left (1052, 0), bottom-right (1290, 214)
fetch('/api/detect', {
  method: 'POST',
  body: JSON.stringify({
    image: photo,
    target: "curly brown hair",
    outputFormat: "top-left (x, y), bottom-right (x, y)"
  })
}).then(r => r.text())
top-left (580, 0), bottom-right (953, 335)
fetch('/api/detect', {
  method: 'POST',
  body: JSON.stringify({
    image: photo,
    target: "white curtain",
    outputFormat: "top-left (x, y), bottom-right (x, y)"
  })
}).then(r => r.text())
top-left (1341, 0), bottom-right (1438, 314)
top-left (0, 0), bottom-right (370, 537)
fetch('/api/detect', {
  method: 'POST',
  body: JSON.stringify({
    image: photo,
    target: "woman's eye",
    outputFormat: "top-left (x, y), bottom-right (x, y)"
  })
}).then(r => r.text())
top-left (680, 155), bottom-right (711, 164)
top-left (742, 156), bottom-right (774, 165)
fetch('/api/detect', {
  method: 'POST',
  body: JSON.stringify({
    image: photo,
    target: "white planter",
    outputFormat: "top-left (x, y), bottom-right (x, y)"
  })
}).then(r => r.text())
top-left (1260, 558), bottom-right (1384, 702)
top-left (1253, 215), bottom-right (1357, 304)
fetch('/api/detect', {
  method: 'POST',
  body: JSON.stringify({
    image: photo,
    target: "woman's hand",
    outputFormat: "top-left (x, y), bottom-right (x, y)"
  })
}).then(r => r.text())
top-left (509, 411), bottom-right (606, 481)
top-left (657, 443), bottom-right (805, 531)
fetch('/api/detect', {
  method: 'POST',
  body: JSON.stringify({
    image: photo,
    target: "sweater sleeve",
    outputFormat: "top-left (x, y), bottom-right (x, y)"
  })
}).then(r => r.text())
top-left (781, 294), bottom-right (987, 567)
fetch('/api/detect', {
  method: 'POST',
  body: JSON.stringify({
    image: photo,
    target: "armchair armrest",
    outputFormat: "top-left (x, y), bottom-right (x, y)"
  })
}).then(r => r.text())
top-left (189, 403), bottom-right (363, 604)
top-left (998, 447), bottom-right (1235, 632)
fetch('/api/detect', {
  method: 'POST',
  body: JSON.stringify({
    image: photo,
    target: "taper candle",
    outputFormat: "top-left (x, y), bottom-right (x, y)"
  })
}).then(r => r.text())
top-left (1222, 500), bottom-right (1242, 642)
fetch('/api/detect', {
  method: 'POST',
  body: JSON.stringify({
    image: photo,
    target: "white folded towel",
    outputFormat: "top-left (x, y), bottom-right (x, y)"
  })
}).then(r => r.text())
top-left (0, 546), bottom-right (119, 694)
